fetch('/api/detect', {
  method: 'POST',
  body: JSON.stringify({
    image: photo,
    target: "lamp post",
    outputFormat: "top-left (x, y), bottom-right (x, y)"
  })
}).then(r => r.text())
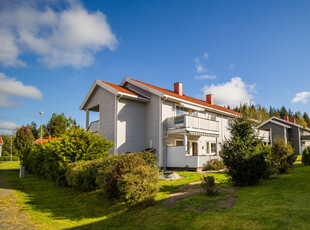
top-left (10, 135), bottom-right (12, 162)
top-left (39, 111), bottom-right (43, 143)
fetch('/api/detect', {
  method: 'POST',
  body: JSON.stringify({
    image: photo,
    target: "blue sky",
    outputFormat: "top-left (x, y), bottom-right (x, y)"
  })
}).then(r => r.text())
top-left (1, 0), bottom-right (310, 134)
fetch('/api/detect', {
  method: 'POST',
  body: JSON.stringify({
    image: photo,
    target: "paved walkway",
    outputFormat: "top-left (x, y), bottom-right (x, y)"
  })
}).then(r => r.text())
top-left (0, 172), bottom-right (37, 230)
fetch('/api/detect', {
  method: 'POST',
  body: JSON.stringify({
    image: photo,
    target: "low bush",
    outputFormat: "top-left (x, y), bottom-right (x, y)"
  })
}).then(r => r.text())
top-left (24, 127), bottom-right (113, 186)
top-left (270, 138), bottom-right (297, 173)
top-left (66, 158), bottom-right (107, 191)
top-left (0, 156), bottom-right (20, 161)
top-left (96, 152), bottom-right (159, 204)
top-left (204, 159), bottom-right (225, 170)
top-left (302, 146), bottom-right (310, 166)
top-left (201, 175), bottom-right (218, 196)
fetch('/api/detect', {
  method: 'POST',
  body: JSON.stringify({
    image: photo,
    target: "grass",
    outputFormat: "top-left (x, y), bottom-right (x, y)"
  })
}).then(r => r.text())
top-left (1, 162), bottom-right (310, 229)
top-left (0, 161), bottom-right (20, 169)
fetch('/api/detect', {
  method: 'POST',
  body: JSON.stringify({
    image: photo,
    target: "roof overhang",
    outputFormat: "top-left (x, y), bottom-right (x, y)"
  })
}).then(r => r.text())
top-left (258, 118), bottom-right (292, 129)
top-left (80, 80), bottom-right (149, 110)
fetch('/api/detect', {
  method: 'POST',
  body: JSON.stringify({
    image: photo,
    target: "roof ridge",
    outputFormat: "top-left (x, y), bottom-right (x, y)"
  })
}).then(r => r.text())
top-left (129, 78), bottom-right (240, 116)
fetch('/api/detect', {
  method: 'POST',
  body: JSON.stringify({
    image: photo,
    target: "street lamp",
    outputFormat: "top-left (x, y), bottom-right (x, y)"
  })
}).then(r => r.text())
top-left (10, 135), bottom-right (12, 162)
top-left (39, 111), bottom-right (43, 144)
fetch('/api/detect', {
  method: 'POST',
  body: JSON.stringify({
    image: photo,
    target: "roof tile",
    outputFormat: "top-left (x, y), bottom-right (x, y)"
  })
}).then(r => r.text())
top-left (130, 78), bottom-right (240, 116)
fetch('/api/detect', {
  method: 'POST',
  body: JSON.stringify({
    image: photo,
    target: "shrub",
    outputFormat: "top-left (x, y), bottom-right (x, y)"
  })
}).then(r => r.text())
top-left (66, 158), bottom-right (107, 191)
top-left (24, 127), bottom-right (113, 186)
top-left (221, 116), bottom-right (272, 186)
top-left (204, 159), bottom-right (225, 170)
top-left (270, 138), bottom-right (297, 173)
top-left (96, 152), bottom-right (159, 204)
top-left (302, 146), bottom-right (310, 166)
top-left (0, 156), bottom-right (20, 161)
top-left (201, 175), bottom-right (218, 196)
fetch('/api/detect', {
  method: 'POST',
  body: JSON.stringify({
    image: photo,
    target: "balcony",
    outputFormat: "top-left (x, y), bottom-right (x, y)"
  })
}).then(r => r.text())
top-left (166, 146), bottom-right (220, 169)
top-left (87, 120), bottom-right (99, 134)
top-left (166, 114), bottom-right (219, 132)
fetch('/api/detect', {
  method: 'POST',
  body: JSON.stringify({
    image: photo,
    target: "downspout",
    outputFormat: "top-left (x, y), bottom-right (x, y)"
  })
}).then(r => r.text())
top-left (114, 95), bottom-right (123, 155)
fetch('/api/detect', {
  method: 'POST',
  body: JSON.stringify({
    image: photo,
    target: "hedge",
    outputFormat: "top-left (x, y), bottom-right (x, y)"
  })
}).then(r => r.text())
top-left (24, 127), bottom-right (113, 186)
top-left (96, 152), bottom-right (159, 204)
top-left (0, 156), bottom-right (20, 161)
top-left (66, 158), bottom-right (107, 192)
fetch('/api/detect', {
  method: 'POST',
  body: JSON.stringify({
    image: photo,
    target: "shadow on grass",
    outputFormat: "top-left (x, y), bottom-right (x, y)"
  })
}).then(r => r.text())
top-left (0, 170), bottom-right (229, 229)
top-left (0, 171), bottom-right (135, 221)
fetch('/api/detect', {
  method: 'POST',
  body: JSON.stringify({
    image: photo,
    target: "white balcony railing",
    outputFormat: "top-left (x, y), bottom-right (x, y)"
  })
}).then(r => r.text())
top-left (166, 146), bottom-right (220, 168)
top-left (166, 115), bottom-right (219, 132)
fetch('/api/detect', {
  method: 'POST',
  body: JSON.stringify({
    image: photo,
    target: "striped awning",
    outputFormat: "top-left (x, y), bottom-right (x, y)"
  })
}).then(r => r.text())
top-left (187, 131), bottom-right (219, 137)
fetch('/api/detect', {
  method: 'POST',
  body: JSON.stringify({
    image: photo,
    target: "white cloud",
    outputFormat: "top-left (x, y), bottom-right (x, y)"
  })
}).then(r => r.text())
top-left (203, 53), bottom-right (209, 59)
top-left (0, 72), bottom-right (42, 107)
top-left (199, 77), bottom-right (256, 107)
top-left (0, 122), bottom-right (20, 131)
top-left (195, 74), bottom-right (216, 80)
top-left (292, 91), bottom-right (310, 104)
top-left (0, 0), bottom-right (117, 68)
top-left (194, 58), bottom-right (206, 73)
top-left (229, 63), bottom-right (236, 69)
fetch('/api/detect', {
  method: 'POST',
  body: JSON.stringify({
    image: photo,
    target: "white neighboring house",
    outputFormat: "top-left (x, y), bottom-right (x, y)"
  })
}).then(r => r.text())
top-left (80, 77), bottom-right (270, 171)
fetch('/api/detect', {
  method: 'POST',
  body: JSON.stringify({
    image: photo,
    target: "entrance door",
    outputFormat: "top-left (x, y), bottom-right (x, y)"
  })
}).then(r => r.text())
top-left (192, 142), bottom-right (198, 156)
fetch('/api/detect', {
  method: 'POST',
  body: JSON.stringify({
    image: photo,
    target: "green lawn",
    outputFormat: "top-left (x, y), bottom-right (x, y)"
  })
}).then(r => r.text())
top-left (1, 163), bottom-right (310, 229)
top-left (0, 161), bottom-right (20, 169)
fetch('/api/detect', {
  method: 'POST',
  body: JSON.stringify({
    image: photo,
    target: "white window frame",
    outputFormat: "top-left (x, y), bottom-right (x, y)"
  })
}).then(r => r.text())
top-left (206, 141), bottom-right (217, 155)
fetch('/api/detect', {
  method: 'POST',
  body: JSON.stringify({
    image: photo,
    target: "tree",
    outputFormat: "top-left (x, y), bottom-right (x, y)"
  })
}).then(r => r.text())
top-left (221, 116), bottom-right (271, 186)
top-left (0, 135), bottom-right (18, 157)
top-left (303, 112), bottom-right (310, 128)
top-left (14, 126), bottom-right (34, 159)
top-left (27, 122), bottom-right (39, 140)
top-left (279, 106), bottom-right (288, 119)
top-left (46, 113), bottom-right (75, 137)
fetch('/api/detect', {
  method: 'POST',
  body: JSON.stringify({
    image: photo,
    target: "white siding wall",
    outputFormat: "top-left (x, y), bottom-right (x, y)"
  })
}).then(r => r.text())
top-left (117, 98), bottom-right (147, 153)
top-left (84, 87), bottom-right (116, 154)
top-left (218, 115), bottom-right (231, 146)
top-left (146, 94), bottom-right (161, 165)
top-left (162, 101), bottom-right (175, 168)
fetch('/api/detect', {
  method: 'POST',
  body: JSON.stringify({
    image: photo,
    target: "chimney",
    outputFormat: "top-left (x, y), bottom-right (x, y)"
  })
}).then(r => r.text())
top-left (174, 82), bottom-right (183, 96)
top-left (290, 118), bottom-right (296, 124)
top-left (48, 135), bottom-right (51, 140)
top-left (284, 115), bottom-right (289, 121)
top-left (206, 94), bottom-right (214, 105)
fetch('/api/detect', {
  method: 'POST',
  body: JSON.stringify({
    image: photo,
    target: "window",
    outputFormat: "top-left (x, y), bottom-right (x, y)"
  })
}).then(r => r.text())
top-left (209, 114), bottom-right (216, 121)
top-left (206, 142), bottom-right (210, 154)
top-left (176, 106), bottom-right (189, 116)
top-left (190, 110), bottom-right (198, 117)
top-left (176, 140), bottom-right (184, 146)
top-left (206, 142), bottom-right (217, 154)
top-left (211, 143), bottom-right (217, 153)
top-left (228, 119), bottom-right (232, 128)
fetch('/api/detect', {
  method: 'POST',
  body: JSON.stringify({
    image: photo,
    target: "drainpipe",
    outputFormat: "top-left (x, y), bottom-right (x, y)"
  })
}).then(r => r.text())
top-left (184, 132), bottom-right (187, 154)
top-left (86, 110), bottom-right (89, 130)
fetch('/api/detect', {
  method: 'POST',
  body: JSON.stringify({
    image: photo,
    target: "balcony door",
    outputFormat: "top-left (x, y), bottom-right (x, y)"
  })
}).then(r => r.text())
top-left (192, 142), bottom-right (198, 156)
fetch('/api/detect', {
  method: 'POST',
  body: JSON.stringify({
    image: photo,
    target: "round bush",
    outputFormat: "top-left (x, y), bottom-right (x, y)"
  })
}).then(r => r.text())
top-left (302, 146), bottom-right (310, 166)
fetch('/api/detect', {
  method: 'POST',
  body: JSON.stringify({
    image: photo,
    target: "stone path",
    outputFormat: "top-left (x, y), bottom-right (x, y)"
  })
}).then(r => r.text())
top-left (0, 173), bottom-right (37, 230)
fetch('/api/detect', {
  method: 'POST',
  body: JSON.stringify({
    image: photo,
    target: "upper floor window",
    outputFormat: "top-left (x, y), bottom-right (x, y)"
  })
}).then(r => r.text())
top-left (190, 110), bottom-right (198, 117)
top-left (209, 114), bottom-right (216, 121)
top-left (176, 106), bottom-right (189, 116)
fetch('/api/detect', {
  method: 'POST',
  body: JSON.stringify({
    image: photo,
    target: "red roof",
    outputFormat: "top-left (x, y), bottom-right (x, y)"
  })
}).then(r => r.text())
top-left (102, 81), bottom-right (145, 98)
top-left (129, 79), bottom-right (240, 116)
top-left (33, 135), bottom-right (60, 145)
top-left (0, 136), bottom-right (3, 145)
